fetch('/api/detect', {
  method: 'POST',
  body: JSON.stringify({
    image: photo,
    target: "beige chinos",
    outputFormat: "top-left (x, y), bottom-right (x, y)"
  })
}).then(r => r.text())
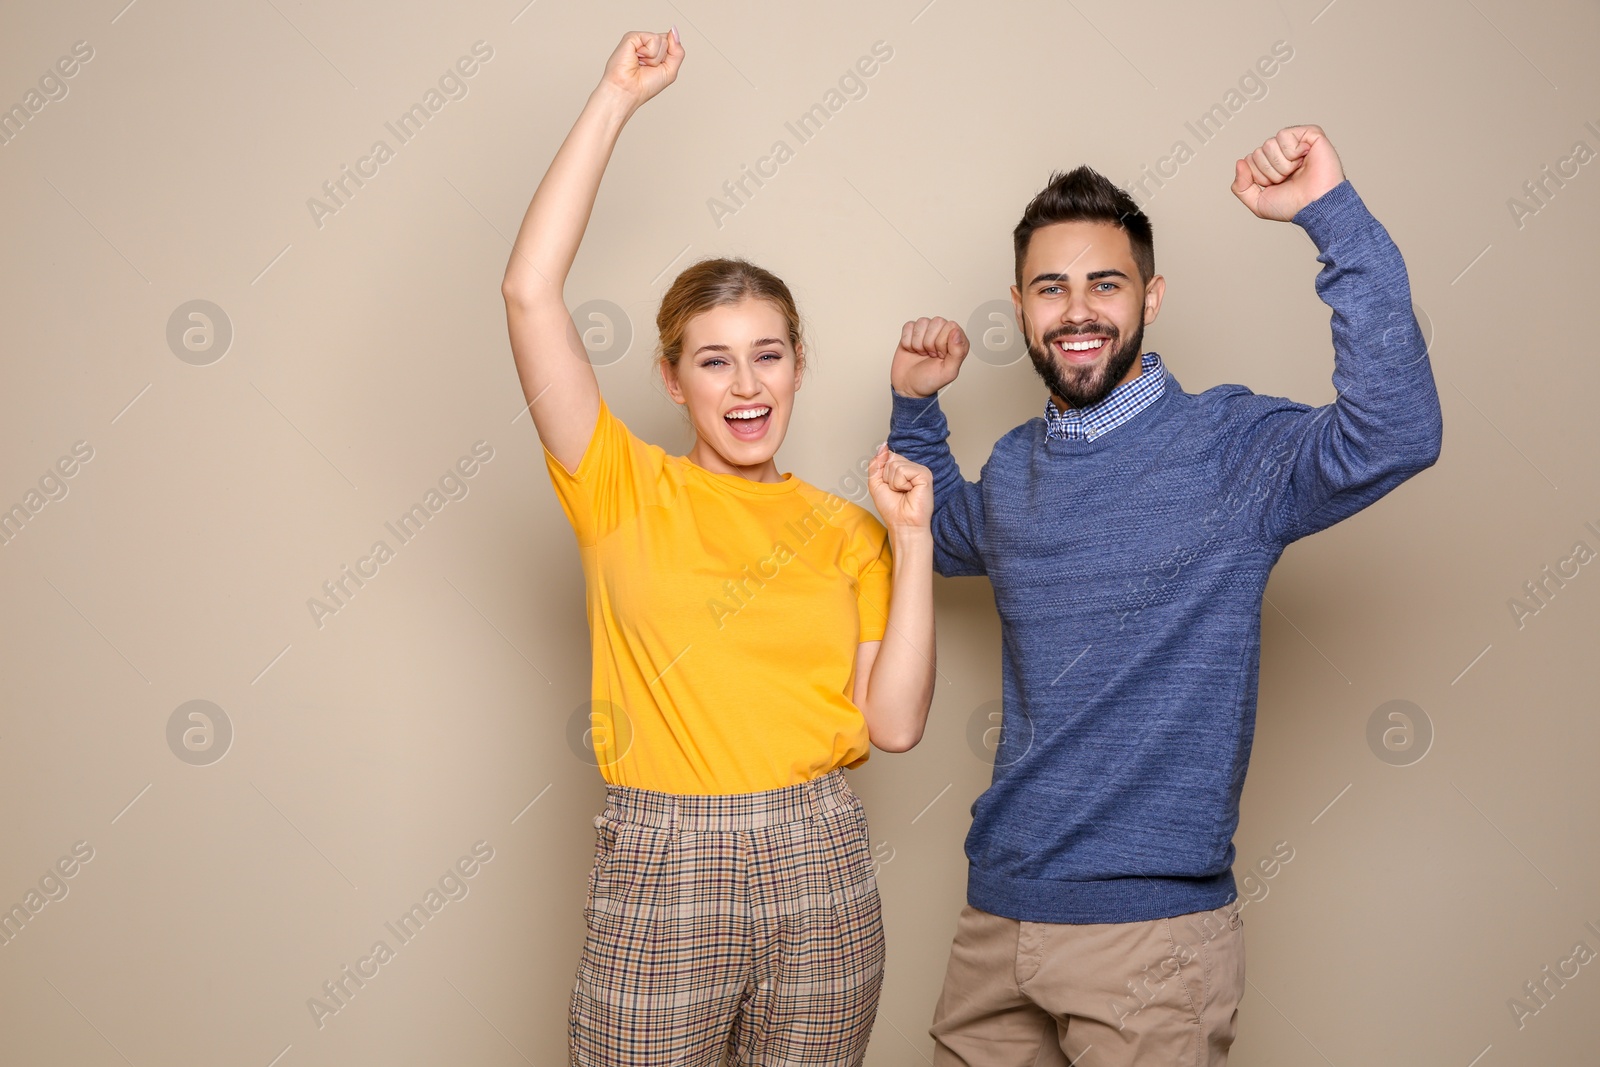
top-left (929, 900), bottom-right (1246, 1066)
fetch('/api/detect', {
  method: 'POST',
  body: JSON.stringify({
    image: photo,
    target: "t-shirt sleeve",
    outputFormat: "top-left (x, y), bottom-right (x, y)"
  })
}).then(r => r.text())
top-left (542, 397), bottom-right (664, 546)
top-left (852, 521), bottom-right (894, 643)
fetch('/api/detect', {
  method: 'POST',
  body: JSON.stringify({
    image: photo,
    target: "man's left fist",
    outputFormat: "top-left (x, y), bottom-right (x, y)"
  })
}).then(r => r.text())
top-left (1231, 125), bottom-right (1344, 222)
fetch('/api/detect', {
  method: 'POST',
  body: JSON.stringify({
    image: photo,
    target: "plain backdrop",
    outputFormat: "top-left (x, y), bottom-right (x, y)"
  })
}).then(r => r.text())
top-left (2, 1), bottom-right (1597, 1064)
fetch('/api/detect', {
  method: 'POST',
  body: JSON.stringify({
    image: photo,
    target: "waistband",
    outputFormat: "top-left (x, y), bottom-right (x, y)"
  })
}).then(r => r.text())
top-left (600, 769), bottom-right (857, 832)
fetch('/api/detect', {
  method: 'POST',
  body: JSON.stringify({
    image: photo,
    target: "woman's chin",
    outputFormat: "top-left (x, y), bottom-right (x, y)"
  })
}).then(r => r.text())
top-left (697, 421), bottom-right (786, 472)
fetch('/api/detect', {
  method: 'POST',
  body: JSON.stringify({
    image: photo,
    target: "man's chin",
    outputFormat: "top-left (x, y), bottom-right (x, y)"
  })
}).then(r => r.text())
top-left (1038, 357), bottom-right (1113, 408)
top-left (1033, 336), bottom-right (1141, 409)
top-left (1057, 356), bottom-right (1108, 386)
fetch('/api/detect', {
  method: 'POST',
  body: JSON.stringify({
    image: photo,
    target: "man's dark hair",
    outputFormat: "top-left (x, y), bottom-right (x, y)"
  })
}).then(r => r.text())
top-left (1013, 166), bottom-right (1155, 287)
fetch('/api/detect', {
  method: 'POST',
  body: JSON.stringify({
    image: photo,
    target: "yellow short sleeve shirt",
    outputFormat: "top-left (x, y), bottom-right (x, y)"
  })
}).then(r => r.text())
top-left (544, 399), bottom-right (893, 795)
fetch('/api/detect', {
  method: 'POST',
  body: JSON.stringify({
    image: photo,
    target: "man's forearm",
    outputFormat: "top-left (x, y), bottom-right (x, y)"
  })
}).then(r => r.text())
top-left (1251, 180), bottom-right (1444, 544)
top-left (887, 390), bottom-right (988, 576)
top-left (888, 390), bottom-right (967, 502)
top-left (1295, 180), bottom-right (1443, 465)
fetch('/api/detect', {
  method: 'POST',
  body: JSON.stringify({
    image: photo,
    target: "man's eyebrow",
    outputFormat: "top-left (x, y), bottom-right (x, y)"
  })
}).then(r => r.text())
top-left (1027, 268), bottom-right (1131, 287)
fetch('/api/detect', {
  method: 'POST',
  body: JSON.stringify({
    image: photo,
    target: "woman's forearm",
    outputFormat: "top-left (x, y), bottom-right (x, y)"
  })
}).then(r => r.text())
top-left (502, 82), bottom-right (635, 301)
top-left (861, 529), bottom-right (937, 751)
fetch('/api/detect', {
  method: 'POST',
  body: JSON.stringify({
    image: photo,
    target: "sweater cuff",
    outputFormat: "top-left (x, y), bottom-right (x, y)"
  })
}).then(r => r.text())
top-left (889, 387), bottom-right (945, 436)
top-left (1291, 178), bottom-right (1369, 253)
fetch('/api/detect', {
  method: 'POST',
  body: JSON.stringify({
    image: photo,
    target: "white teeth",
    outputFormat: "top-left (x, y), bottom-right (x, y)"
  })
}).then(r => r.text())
top-left (726, 407), bottom-right (770, 420)
top-left (1059, 339), bottom-right (1105, 352)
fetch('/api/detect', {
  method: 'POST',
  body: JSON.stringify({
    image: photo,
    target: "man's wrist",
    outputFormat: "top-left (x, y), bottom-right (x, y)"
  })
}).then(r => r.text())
top-left (1291, 178), bottom-right (1362, 246)
top-left (889, 385), bottom-right (946, 443)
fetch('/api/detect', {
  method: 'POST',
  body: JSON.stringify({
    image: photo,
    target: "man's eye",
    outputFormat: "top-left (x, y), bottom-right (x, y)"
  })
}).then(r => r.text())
top-left (1041, 285), bottom-right (1062, 295)
top-left (1094, 282), bottom-right (1117, 292)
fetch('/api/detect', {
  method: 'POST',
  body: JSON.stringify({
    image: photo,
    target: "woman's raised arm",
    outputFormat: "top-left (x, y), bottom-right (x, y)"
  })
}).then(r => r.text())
top-left (501, 29), bottom-right (684, 474)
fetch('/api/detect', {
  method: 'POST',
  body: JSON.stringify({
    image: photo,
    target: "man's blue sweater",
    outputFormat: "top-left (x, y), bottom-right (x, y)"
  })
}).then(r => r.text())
top-left (887, 181), bottom-right (1442, 924)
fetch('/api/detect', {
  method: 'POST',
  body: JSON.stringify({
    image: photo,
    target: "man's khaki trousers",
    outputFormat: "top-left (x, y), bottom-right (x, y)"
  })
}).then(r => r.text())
top-left (929, 900), bottom-right (1245, 1066)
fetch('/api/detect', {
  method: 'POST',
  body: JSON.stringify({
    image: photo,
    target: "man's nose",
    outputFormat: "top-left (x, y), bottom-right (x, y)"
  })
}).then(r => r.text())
top-left (1060, 289), bottom-right (1097, 324)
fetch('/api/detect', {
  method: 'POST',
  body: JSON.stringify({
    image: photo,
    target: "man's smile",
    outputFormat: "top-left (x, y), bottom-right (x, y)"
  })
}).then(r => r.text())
top-left (1053, 336), bottom-right (1109, 363)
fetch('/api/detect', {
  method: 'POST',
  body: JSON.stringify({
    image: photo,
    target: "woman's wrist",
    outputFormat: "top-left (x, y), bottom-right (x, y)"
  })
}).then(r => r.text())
top-left (588, 80), bottom-right (639, 128)
top-left (887, 525), bottom-right (934, 557)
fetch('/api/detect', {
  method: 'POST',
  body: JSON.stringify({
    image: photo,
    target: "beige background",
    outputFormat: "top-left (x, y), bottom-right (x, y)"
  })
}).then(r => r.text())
top-left (2, 0), bottom-right (1597, 1064)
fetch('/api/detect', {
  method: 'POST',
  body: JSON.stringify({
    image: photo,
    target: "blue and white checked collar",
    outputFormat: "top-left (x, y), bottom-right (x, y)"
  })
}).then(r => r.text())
top-left (1043, 351), bottom-right (1166, 441)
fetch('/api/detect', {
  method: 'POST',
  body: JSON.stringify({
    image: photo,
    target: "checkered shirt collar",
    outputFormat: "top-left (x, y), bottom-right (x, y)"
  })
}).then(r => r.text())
top-left (1043, 351), bottom-right (1165, 441)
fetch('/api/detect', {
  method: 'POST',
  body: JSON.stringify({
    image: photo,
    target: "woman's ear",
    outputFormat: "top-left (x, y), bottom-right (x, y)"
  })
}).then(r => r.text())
top-left (660, 359), bottom-right (686, 404)
top-left (793, 342), bottom-right (805, 391)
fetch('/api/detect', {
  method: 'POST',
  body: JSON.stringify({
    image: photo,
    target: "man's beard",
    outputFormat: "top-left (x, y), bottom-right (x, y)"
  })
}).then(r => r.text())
top-left (1023, 313), bottom-right (1144, 410)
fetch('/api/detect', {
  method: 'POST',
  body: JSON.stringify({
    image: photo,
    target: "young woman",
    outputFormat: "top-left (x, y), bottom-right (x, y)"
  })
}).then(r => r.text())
top-left (500, 28), bottom-right (939, 1066)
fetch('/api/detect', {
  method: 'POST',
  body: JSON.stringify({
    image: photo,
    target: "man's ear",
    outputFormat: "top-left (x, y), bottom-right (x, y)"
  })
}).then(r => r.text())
top-left (1142, 274), bottom-right (1166, 325)
top-left (1009, 284), bottom-right (1029, 344)
top-left (660, 360), bottom-right (686, 404)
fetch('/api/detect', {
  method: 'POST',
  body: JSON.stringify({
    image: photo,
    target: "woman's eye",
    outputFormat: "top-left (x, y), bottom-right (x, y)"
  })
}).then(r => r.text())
top-left (758, 352), bottom-right (781, 361)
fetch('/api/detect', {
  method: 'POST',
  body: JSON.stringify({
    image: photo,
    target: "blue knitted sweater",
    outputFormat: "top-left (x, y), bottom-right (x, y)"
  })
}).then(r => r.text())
top-left (887, 181), bottom-right (1442, 923)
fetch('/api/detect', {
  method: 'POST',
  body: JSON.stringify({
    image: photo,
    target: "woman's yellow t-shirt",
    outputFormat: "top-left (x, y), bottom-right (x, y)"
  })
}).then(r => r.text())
top-left (544, 399), bottom-right (893, 795)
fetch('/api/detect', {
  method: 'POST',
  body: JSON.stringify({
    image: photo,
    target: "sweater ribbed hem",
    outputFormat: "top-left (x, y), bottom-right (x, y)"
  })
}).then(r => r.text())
top-left (968, 865), bottom-right (1237, 925)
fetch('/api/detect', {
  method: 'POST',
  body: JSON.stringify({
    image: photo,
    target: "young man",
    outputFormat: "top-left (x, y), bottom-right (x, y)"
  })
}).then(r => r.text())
top-left (886, 126), bottom-right (1442, 1065)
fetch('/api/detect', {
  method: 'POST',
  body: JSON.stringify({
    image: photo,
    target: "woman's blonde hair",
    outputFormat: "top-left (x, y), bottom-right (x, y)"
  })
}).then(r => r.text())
top-left (655, 257), bottom-right (805, 371)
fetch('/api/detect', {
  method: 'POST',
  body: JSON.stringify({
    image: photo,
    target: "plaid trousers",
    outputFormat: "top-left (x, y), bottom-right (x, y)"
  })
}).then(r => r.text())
top-left (569, 768), bottom-right (886, 1066)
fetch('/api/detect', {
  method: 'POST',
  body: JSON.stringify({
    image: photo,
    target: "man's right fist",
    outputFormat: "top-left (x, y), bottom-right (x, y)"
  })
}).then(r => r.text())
top-left (890, 316), bottom-right (969, 399)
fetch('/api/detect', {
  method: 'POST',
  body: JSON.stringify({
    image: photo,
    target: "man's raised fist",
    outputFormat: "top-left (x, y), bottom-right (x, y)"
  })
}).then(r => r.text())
top-left (890, 316), bottom-right (970, 399)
